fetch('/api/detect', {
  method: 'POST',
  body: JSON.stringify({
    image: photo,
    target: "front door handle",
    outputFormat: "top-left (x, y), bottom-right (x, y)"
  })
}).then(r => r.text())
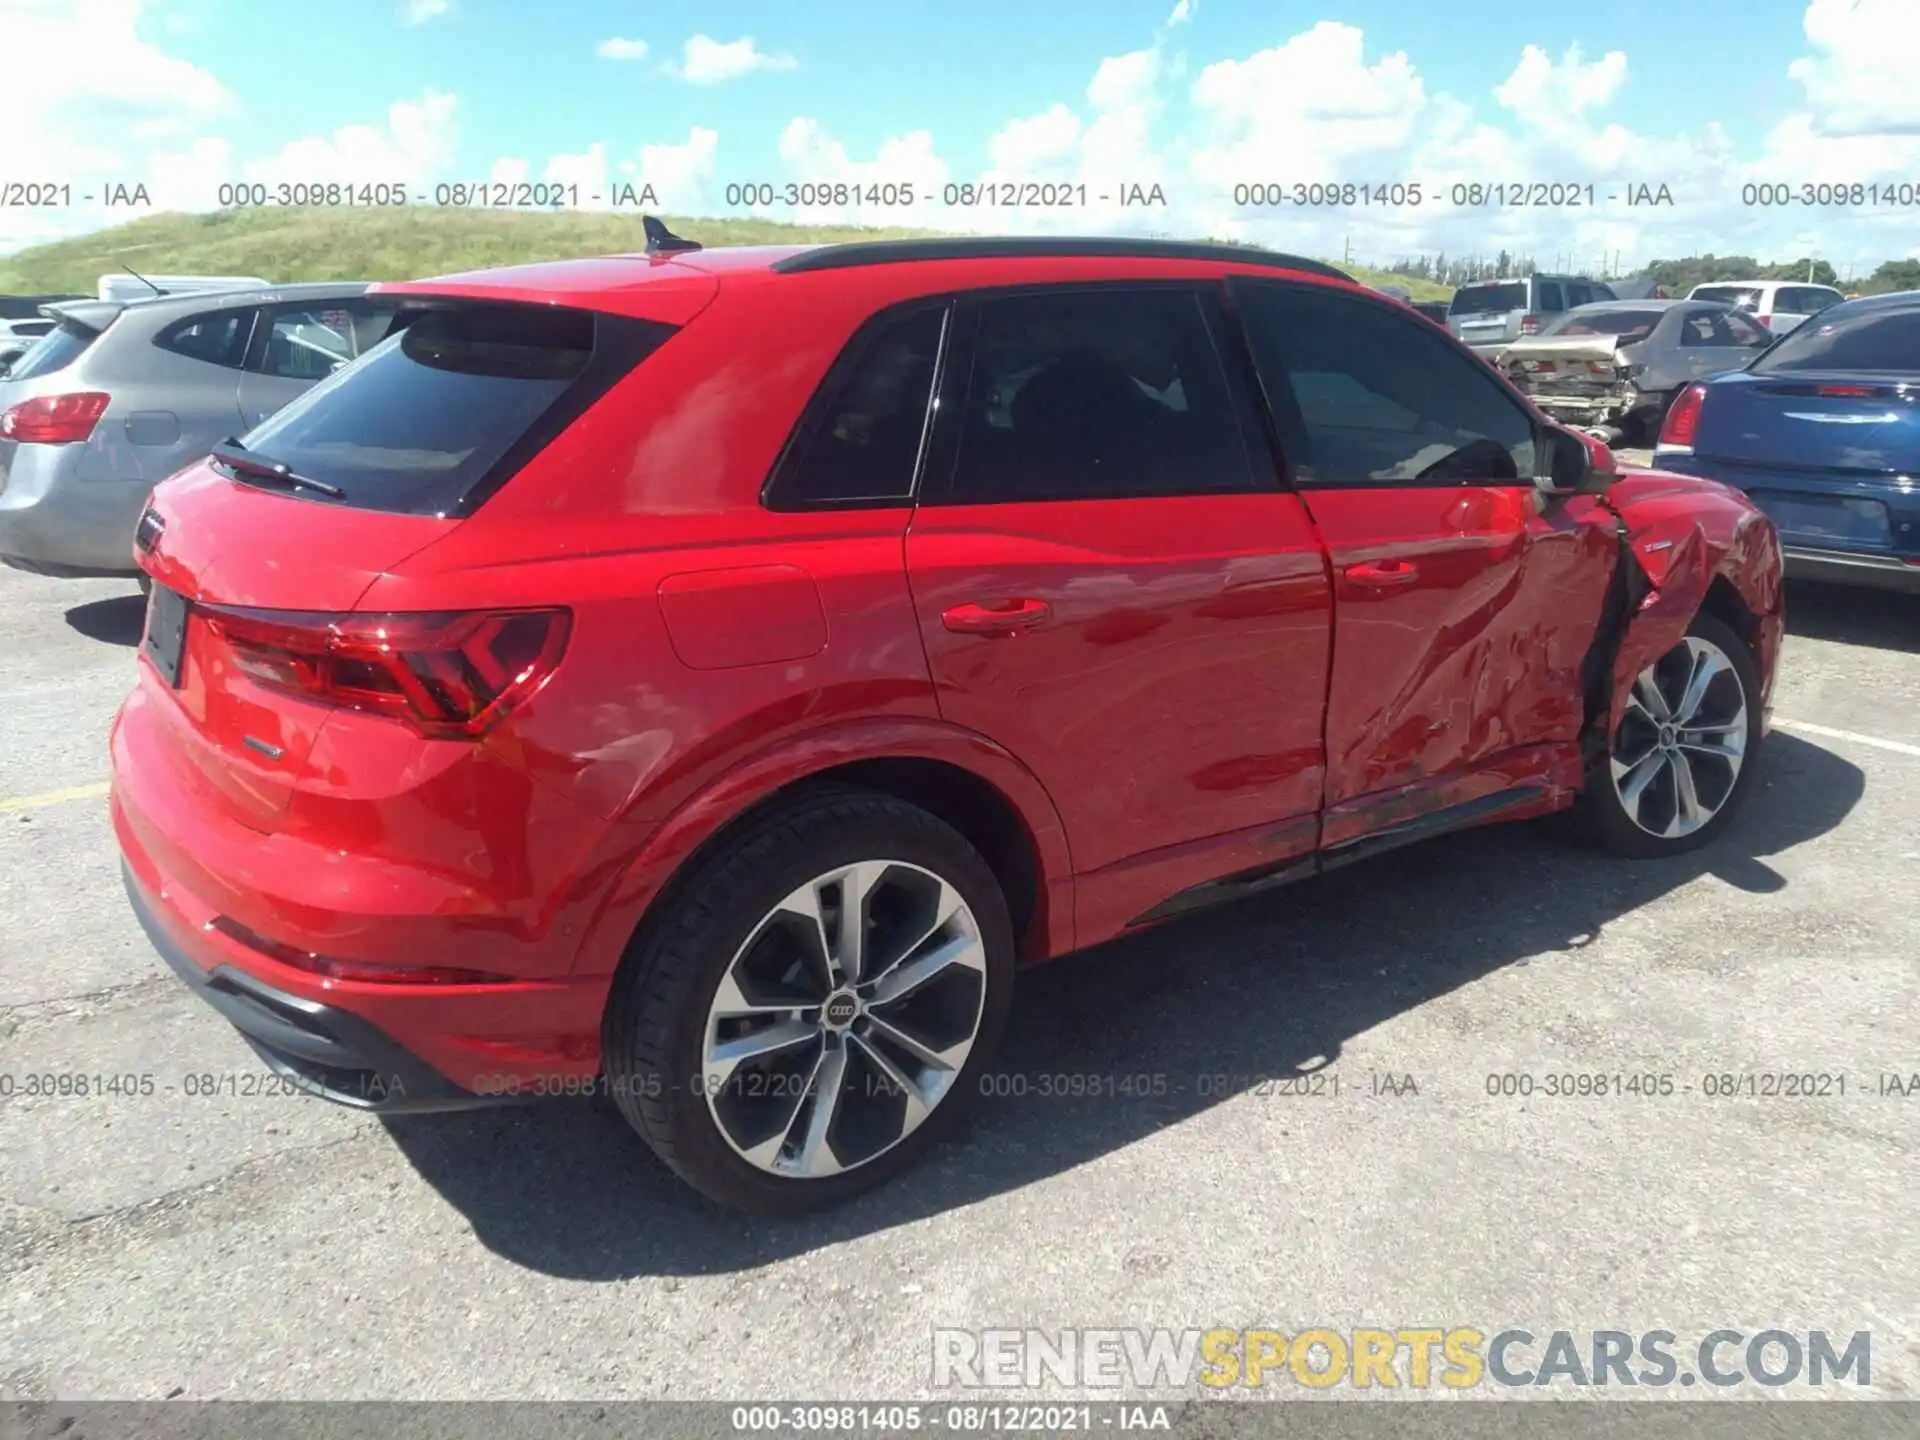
top-left (941, 598), bottom-right (1052, 635)
top-left (1343, 559), bottom-right (1421, 590)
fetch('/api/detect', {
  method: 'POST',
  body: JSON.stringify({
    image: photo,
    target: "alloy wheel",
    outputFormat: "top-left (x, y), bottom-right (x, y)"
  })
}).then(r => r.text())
top-left (1609, 635), bottom-right (1749, 839)
top-left (700, 860), bottom-right (988, 1179)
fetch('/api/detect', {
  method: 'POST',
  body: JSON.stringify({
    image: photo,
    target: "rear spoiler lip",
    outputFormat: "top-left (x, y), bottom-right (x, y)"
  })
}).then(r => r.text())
top-left (40, 299), bottom-right (125, 335)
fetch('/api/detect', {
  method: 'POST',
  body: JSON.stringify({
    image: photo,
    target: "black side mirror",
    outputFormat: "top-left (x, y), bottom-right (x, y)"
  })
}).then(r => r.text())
top-left (1537, 426), bottom-right (1611, 496)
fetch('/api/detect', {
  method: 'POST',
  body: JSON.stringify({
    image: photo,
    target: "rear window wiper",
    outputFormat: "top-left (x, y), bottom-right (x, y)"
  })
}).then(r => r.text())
top-left (209, 438), bottom-right (347, 499)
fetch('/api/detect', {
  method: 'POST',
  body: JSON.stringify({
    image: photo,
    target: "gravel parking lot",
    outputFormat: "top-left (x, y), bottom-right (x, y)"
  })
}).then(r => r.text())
top-left (3, 508), bottom-right (1919, 1402)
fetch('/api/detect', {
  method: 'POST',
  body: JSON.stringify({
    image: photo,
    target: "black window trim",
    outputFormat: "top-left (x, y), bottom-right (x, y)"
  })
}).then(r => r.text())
top-left (760, 297), bottom-right (955, 513)
top-left (1224, 275), bottom-right (1549, 491)
top-left (152, 305), bottom-right (259, 372)
top-left (915, 278), bottom-right (1272, 508)
top-left (243, 295), bottom-right (399, 378)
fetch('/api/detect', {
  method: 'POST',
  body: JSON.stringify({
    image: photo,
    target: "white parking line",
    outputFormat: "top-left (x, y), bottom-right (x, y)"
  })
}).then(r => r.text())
top-left (1772, 718), bottom-right (1920, 759)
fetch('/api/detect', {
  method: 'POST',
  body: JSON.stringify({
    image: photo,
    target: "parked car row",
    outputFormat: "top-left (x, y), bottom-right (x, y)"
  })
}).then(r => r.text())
top-left (1, 281), bottom-right (390, 581)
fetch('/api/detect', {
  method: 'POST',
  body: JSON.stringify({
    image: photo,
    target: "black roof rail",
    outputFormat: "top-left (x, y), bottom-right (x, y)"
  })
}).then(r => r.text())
top-left (769, 236), bottom-right (1353, 281)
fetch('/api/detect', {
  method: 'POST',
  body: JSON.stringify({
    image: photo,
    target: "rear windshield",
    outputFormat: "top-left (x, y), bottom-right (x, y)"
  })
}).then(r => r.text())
top-left (1449, 283), bottom-right (1528, 317)
top-left (2, 323), bottom-right (97, 381)
top-left (230, 302), bottom-right (677, 516)
top-left (1540, 308), bottom-right (1664, 340)
top-left (1751, 306), bottom-right (1920, 374)
top-left (1691, 286), bottom-right (1763, 310)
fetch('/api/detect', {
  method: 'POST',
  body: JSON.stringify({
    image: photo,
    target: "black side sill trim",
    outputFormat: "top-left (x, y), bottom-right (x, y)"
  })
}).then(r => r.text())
top-left (772, 237), bottom-right (1354, 282)
top-left (1126, 784), bottom-right (1548, 928)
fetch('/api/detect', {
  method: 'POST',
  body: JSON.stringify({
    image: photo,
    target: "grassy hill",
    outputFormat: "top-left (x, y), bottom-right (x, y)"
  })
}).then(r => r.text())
top-left (0, 206), bottom-right (1449, 298)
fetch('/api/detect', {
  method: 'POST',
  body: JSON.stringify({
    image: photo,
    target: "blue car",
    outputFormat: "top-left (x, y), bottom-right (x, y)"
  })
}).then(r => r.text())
top-left (1652, 291), bottom-right (1920, 593)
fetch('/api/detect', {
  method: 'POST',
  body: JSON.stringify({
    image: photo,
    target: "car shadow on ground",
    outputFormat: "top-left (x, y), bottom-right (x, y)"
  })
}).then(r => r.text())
top-left (1784, 580), bottom-right (1920, 655)
top-left (63, 592), bottom-right (145, 647)
top-left (385, 730), bottom-right (1863, 1279)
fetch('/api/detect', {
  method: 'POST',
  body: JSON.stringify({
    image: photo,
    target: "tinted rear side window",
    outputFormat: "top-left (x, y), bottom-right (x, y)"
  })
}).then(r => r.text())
top-left (767, 303), bottom-right (945, 507)
top-left (1752, 306), bottom-right (1920, 373)
top-left (155, 309), bottom-right (254, 368)
top-left (1449, 283), bottom-right (1527, 316)
top-left (232, 302), bottom-right (677, 516)
top-left (4, 323), bottom-right (96, 381)
top-left (943, 287), bottom-right (1253, 503)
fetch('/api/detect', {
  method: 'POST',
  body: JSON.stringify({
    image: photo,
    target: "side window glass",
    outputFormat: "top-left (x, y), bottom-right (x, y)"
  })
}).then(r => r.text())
top-left (1536, 281), bottom-right (1565, 311)
top-left (1240, 286), bottom-right (1539, 485)
top-left (261, 301), bottom-right (398, 380)
top-left (770, 304), bottom-right (945, 506)
top-left (154, 310), bottom-right (253, 369)
top-left (1722, 310), bottom-right (1769, 347)
top-left (947, 288), bottom-right (1253, 502)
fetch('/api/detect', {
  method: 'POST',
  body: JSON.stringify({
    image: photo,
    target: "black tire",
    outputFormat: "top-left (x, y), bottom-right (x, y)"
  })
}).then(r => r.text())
top-left (1579, 612), bottom-right (1763, 858)
top-left (602, 787), bottom-right (1015, 1215)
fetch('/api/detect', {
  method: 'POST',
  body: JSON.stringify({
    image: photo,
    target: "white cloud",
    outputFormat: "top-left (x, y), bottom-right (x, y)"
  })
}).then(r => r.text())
top-left (244, 91), bottom-right (459, 188)
top-left (596, 36), bottom-right (648, 61)
top-left (669, 34), bottom-right (797, 84)
top-left (1788, 0), bottom-right (1920, 137)
top-left (401, 0), bottom-right (448, 23)
top-left (1165, 0), bottom-right (1194, 26)
top-left (636, 127), bottom-right (721, 211)
top-left (775, 118), bottom-right (950, 225)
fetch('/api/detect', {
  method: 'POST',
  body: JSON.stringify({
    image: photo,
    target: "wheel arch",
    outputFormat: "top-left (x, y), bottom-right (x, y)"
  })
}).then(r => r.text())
top-left (572, 718), bottom-right (1075, 982)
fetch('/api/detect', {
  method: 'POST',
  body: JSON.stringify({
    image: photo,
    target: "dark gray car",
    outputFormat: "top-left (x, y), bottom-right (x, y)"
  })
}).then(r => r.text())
top-left (1495, 299), bottom-right (1775, 444)
top-left (0, 282), bottom-right (395, 579)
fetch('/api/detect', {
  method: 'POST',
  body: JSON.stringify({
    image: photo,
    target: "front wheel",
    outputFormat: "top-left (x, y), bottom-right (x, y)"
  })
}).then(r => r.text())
top-left (1581, 613), bottom-right (1762, 857)
top-left (602, 789), bottom-right (1015, 1215)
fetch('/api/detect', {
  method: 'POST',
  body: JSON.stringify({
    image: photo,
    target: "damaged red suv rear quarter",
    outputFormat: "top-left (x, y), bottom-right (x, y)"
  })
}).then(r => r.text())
top-left (111, 235), bottom-right (1782, 1214)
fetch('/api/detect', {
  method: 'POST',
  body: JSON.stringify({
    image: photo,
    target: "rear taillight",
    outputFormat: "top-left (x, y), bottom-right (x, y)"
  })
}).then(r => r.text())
top-left (1659, 384), bottom-right (1708, 449)
top-left (198, 605), bottom-right (571, 739)
top-left (0, 391), bottom-right (109, 443)
top-left (1814, 384), bottom-right (1879, 397)
top-left (1519, 314), bottom-right (1541, 335)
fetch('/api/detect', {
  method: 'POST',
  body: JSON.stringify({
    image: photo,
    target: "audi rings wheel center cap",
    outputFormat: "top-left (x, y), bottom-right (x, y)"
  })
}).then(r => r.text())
top-left (823, 991), bottom-right (860, 1030)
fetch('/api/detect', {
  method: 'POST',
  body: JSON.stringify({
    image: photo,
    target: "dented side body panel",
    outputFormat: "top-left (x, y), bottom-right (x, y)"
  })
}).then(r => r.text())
top-left (1599, 467), bottom-right (1786, 739)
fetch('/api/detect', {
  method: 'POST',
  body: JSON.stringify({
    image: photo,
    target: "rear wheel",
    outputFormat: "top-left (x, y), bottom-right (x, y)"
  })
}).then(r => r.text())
top-left (602, 789), bottom-right (1014, 1214)
top-left (1581, 613), bottom-right (1762, 857)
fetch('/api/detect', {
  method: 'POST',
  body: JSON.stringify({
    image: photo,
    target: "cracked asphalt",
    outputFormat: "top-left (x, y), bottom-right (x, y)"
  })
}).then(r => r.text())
top-left (3, 500), bottom-right (1919, 1403)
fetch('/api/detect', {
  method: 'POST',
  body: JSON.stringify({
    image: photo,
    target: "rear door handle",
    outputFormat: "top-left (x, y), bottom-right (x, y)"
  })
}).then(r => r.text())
top-left (1343, 560), bottom-right (1421, 590)
top-left (941, 598), bottom-right (1052, 635)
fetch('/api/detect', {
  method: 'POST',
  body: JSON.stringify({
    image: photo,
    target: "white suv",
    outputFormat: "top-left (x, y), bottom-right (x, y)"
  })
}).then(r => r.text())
top-left (1685, 280), bottom-right (1844, 335)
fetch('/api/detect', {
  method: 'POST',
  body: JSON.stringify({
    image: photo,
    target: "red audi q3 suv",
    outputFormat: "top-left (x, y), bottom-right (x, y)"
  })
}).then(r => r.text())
top-left (113, 227), bottom-right (1784, 1214)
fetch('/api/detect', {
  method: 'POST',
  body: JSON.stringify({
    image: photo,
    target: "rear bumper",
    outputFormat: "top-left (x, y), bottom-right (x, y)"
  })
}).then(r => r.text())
top-left (1649, 452), bottom-right (1920, 590)
top-left (122, 862), bottom-right (494, 1113)
top-left (1781, 546), bottom-right (1920, 593)
top-left (111, 692), bottom-right (617, 1105)
top-left (0, 445), bottom-right (149, 575)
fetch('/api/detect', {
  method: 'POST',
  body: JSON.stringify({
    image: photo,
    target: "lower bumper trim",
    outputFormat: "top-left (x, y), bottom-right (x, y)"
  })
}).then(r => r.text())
top-left (1782, 546), bottom-right (1920, 594)
top-left (123, 862), bottom-right (509, 1114)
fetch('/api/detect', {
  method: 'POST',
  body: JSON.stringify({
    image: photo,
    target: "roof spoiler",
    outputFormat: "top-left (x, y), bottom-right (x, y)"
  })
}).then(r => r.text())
top-left (41, 299), bottom-right (125, 334)
top-left (643, 216), bottom-right (702, 256)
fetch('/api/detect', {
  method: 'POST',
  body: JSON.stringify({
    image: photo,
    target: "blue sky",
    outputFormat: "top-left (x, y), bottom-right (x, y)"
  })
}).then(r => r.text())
top-left (9, 0), bottom-right (1920, 272)
top-left (163, 0), bottom-right (1808, 175)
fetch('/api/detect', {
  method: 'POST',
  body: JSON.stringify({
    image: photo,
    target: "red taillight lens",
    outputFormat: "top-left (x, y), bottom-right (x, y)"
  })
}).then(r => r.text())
top-left (1815, 384), bottom-right (1878, 397)
top-left (1519, 314), bottom-right (1541, 335)
top-left (1659, 384), bottom-right (1707, 448)
top-left (0, 391), bottom-right (109, 443)
top-left (198, 605), bottom-right (571, 739)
